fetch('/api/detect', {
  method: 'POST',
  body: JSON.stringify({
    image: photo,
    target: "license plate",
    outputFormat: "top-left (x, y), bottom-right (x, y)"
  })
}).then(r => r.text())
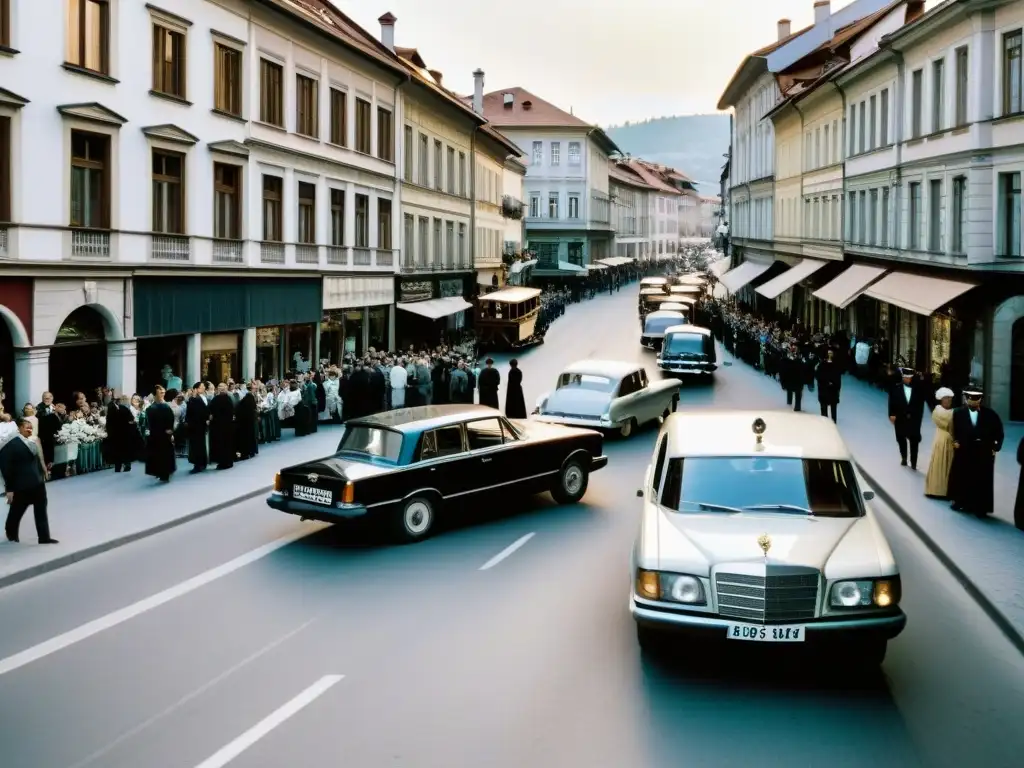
top-left (292, 485), bottom-right (333, 506)
top-left (726, 623), bottom-right (806, 643)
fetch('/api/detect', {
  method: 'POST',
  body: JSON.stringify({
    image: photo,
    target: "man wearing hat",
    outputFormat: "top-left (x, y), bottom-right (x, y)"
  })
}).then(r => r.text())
top-left (948, 386), bottom-right (1005, 517)
top-left (887, 367), bottom-right (928, 469)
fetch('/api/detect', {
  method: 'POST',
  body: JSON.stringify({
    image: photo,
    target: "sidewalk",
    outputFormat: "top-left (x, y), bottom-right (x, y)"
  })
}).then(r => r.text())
top-left (720, 343), bottom-right (1024, 647)
top-left (0, 426), bottom-right (343, 589)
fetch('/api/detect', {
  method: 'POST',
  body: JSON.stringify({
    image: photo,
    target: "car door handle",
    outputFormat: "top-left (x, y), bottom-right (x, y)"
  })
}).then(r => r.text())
top-left (480, 457), bottom-right (492, 463)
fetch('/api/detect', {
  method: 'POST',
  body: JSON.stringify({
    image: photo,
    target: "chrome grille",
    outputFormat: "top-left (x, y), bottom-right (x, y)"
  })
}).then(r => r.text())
top-left (715, 567), bottom-right (820, 624)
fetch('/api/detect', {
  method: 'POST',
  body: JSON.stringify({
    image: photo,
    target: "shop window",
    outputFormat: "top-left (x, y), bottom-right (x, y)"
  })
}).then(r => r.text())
top-left (368, 307), bottom-right (388, 350)
top-left (202, 333), bottom-right (240, 384)
top-left (930, 315), bottom-right (951, 377)
top-left (255, 326), bottom-right (281, 380)
top-left (287, 325), bottom-right (313, 372)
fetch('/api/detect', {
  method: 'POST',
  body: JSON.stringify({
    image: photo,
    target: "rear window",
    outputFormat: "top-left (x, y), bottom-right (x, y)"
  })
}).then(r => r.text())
top-left (336, 425), bottom-right (403, 462)
top-left (660, 456), bottom-right (863, 518)
top-left (645, 315), bottom-right (687, 334)
top-left (557, 373), bottom-right (616, 393)
top-left (664, 333), bottom-right (707, 356)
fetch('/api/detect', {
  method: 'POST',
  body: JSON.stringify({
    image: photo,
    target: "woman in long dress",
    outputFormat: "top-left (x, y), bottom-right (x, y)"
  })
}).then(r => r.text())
top-left (924, 387), bottom-right (956, 499)
top-left (504, 359), bottom-right (528, 419)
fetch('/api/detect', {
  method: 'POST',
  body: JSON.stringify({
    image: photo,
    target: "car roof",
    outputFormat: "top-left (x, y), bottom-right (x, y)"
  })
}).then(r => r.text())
top-left (640, 277), bottom-right (669, 284)
top-left (646, 310), bottom-right (686, 320)
top-left (348, 404), bottom-right (503, 434)
top-left (663, 410), bottom-right (852, 460)
top-left (563, 359), bottom-right (640, 379)
top-left (665, 324), bottom-right (711, 336)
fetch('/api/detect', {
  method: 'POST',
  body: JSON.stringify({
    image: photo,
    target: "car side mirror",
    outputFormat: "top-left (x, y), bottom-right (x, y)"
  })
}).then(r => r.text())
top-left (862, 490), bottom-right (875, 501)
top-left (636, 489), bottom-right (644, 498)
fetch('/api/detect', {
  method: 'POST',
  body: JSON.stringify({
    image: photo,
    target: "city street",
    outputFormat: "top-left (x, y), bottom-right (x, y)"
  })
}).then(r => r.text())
top-left (1, 287), bottom-right (1023, 768)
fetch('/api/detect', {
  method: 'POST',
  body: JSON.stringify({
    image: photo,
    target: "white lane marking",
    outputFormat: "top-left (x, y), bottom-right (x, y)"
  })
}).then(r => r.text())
top-left (0, 526), bottom-right (322, 677)
top-left (479, 532), bottom-right (536, 571)
top-left (193, 674), bottom-right (344, 768)
top-left (65, 618), bottom-right (319, 768)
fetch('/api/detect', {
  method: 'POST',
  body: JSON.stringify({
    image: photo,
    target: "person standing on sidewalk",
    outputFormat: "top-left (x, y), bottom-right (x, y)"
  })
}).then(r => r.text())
top-left (1, 417), bottom-right (58, 544)
top-left (925, 388), bottom-right (956, 498)
top-left (815, 348), bottom-right (842, 423)
top-left (1014, 435), bottom-right (1024, 531)
top-left (780, 344), bottom-right (807, 412)
top-left (948, 386), bottom-right (1004, 517)
top-left (144, 386), bottom-right (176, 484)
top-left (887, 367), bottom-right (928, 469)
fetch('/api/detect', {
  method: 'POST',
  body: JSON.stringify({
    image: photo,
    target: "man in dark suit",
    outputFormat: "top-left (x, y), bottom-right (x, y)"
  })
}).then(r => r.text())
top-left (185, 382), bottom-right (210, 474)
top-left (2, 417), bottom-right (58, 544)
top-left (35, 392), bottom-right (63, 471)
top-left (887, 367), bottom-right (928, 469)
top-left (949, 386), bottom-right (1004, 517)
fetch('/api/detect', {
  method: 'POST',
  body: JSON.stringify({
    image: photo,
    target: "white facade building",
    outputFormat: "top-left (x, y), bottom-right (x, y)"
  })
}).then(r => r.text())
top-left (0, 0), bottom-right (407, 409)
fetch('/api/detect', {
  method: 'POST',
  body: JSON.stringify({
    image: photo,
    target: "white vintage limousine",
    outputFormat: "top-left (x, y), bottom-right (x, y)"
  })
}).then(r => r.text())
top-left (533, 360), bottom-right (682, 439)
top-left (631, 411), bottom-right (905, 666)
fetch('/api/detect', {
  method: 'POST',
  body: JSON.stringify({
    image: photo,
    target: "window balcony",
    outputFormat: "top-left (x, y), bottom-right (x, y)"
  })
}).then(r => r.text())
top-left (212, 239), bottom-right (244, 264)
top-left (150, 234), bottom-right (191, 261)
top-left (326, 246), bottom-right (349, 266)
top-left (295, 244), bottom-right (319, 264)
top-left (375, 248), bottom-right (394, 267)
top-left (501, 195), bottom-right (524, 220)
top-left (70, 229), bottom-right (111, 260)
top-left (352, 247), bottom-right (372, 266)
top-left (260, 241), bottom-right (285, 264)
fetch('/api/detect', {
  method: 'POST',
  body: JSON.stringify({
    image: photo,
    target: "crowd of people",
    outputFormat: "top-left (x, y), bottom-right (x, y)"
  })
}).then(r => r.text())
top-left (692, 294), bottom-right (1022, 530)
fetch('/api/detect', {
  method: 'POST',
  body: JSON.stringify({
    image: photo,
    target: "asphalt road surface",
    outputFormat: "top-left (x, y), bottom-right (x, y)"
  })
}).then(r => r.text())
top-left (1, 287), bottom-right (1022, 768)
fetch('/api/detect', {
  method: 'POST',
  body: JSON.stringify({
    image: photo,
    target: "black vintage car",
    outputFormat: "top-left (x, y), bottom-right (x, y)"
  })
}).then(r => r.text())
top-left (267, 405), bottom-right (609, 543)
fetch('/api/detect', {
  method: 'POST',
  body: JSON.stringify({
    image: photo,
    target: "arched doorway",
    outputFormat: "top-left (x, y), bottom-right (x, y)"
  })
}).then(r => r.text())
top-left (1012, 317), bottom-right (1024, 422)
top-left (0, 318), bottom-right (13, 416)
top-left (49, 306), bottom-right (108, 407)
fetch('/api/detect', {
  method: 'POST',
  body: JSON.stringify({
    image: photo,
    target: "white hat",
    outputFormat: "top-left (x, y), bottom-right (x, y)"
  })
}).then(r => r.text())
top-left (935, 387), bottom-right (955, 400)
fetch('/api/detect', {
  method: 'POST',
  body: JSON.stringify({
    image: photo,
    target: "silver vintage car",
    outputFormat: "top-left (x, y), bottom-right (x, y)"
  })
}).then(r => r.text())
top-left (533, 360), bottom-right (682, 439)
top-left (631, 411), bottom-right (906, 666)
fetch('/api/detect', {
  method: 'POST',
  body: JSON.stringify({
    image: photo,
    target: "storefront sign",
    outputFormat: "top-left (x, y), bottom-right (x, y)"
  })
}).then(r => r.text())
top-left (323, 277), bottom-right (395, 310)
top-left (439, 279), bottom-right (463, 298)
top-left (399, 280), bottom-right (433, 303)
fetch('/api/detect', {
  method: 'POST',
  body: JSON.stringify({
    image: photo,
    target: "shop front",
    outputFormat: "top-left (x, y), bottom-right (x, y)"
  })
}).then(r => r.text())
top-left (133, 276), bottom-right (322, 384)
top-left (321, 276), bottom-right (395, 362)
top-left (394, 276), bottom-right (474, 349)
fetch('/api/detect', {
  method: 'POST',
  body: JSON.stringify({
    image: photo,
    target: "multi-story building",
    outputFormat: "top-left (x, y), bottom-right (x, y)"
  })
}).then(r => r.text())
top-left (830, 0), bottom-right (1024, 419)
top-left (465, 69), bottom-right (523, 290)
top-left (385, 22), bottom-right (482, 343)
top-left (0, 0), bottom-right (413, 409)
top-left (719, 0), bottom-right (894, 289)
top-left (609, 160), bottom-right (654, 261)
top-left (476, 87), bottom-right (619, 276)
top-left (500, 155), bottom-right (527, 281)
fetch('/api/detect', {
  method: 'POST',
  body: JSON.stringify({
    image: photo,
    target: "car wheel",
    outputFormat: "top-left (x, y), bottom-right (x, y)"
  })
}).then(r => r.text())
top-left (391, 495), bottom-right (436, 544)
top-left (618, 418), bottom-right (636, 439)
top-left (551, 458), bottom-right (589, 504)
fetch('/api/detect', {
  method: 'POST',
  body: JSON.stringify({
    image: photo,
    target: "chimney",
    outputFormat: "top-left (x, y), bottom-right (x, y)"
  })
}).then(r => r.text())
top-left (813, 1), bottom-right (831, 33)
top-left (777, 18), bottom-right (791, 40)
top-left (378, 12), bottom-right (396, 53)
top-left (472, 69), bottom-right (485, 115)
top-left (428, 69), bottom-right (443, 87)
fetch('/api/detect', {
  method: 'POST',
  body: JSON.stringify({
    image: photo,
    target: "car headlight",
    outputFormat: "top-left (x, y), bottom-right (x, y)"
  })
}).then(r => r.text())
top-left (829, 577), bottom-right (901, 608)
top-left (636, 569), bottom-right (707, 605)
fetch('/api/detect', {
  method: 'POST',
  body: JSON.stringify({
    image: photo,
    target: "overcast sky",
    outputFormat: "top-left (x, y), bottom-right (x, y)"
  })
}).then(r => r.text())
top-left (331, 0), bottom-right (925, 125)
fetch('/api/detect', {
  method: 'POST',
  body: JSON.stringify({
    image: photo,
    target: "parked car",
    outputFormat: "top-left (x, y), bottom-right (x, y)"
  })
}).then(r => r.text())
top-left (641, 310), bottom-right (688, 349)
top-left (631, 411), bottom-right (906, 666)
top-left (657, 325), bottom-right (717, 376)
top-left (267, 405), bottom-right (608, 543)
top-left (533, 360), bottom-right (682, 439)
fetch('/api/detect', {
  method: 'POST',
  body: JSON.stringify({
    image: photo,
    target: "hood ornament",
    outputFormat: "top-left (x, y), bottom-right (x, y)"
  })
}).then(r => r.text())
top-left (757, 533), bottom-right (772, 557)
top-left (307, 473), bottom-right (319, 484)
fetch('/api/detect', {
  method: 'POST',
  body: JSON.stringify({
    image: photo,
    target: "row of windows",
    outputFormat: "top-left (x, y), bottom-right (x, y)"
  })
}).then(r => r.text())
top-left (475, 163), bottom-right (501, 206)
top-left (527, 192), bottom-right (582, 219)
top-left (400, 213), bottom-right (467, 266)
top-left (474, 227), bottom-right (503, 260)
top-left (531, 141), bottom-right (582, 167)
top-left (401, 126), bottom-right (469, 198)
top-left (908, 46), bottom-right (969, 139)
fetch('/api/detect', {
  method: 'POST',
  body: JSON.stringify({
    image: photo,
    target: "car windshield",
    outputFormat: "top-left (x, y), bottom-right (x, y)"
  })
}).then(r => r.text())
top-left (645, 316), bottom-right (686, 334)
top-left (663, 334), bottom-right (707, 357)
top-left (336, 425), bottom-right (403, 462)
top-left (557, 373), bottom-right (617, 393)
top-left (660, 457), bottom-right (863, 518)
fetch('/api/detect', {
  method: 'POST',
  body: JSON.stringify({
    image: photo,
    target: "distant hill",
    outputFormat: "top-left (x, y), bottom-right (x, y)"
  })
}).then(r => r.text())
top-left (606, 114), bottom-right (730, 193)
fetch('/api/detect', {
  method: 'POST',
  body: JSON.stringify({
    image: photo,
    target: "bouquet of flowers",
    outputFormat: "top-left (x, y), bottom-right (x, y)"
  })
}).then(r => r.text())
top-left (55, 420), bottom-right (108, 445)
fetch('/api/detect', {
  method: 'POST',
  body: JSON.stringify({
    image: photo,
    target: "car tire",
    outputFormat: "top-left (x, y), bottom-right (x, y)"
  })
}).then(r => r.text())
top-left (618, 418), bottom-right (637, 439)
top-left (391, 495), bottom-right (436, 544)
top-left (551, 458), bottom-right (589, 504)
